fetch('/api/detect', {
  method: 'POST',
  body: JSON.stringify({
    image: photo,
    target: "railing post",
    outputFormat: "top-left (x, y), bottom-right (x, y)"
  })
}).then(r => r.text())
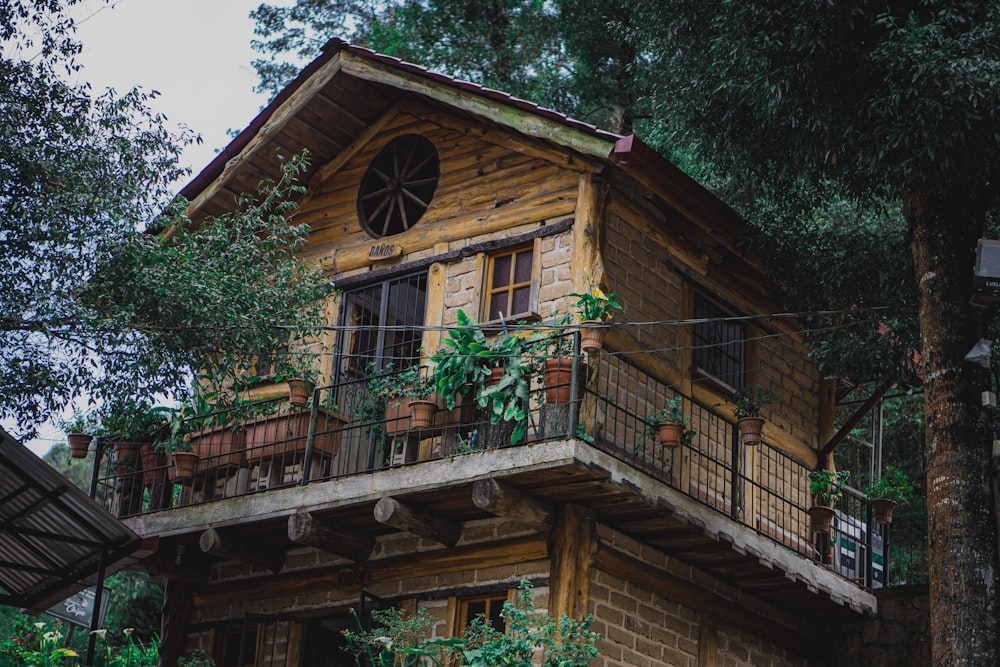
top-left (568, 330), bottom-right (581, 441)
top-left (89, 438), bottom-right (104, 499)
top-left (883, 522), bottom-right (892, 587)
top-left (301, 387), bottom-right (320, 486)
top-left (865, 498), bottom-right (874, 589)
top-left (730, 425), bottom-right (741, 521)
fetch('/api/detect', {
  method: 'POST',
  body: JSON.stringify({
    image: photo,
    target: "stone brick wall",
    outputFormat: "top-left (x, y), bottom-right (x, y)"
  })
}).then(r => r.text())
top-left (590, 525), bottom-right (811, 667)
top-left (188, 518), bottom-right (545, 640)
top-left (833, 586), bottom-right (930, 667)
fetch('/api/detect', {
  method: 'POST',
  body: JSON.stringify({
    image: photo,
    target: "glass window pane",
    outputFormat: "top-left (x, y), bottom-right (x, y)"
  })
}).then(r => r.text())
top-left (512, 286), bottom-right (530, 315)
top-left (491, 254), bottom-right (512, 289)
top-left (489, 293), bottom-right (508, 320)
top-left (513, 250), bottom-right (533, 283)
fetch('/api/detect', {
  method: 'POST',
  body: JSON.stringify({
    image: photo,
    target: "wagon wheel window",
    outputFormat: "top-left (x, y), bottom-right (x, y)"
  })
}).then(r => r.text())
top-left (357, 134), bottom-right (440, 238)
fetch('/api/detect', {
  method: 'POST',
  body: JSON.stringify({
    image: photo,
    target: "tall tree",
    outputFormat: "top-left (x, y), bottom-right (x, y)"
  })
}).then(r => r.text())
top-left (639, 2), bottom-right (1000, 663)
top-left (1, 0), bottom-right (330, 435)
top-left (250, 0), bottom-right (649, 132)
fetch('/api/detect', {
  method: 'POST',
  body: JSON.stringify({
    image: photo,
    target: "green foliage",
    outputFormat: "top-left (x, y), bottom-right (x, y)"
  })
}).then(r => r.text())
top-left (343, 580), bottom-right (600, 666)
top-left (865, 467), bottom-right (913, 504)
top-left (176, 649), bottom-right (216, 667)
top-left (728, 386), bottom-right (774, 420)
top-left (568, 274), bottom-right (623, 323)
top-left (0, 618), bottom-right (159, 667)
top-left (645, 396), bottom-right (695, 444)
top-left (431, 310), bottom-right (493, 411)
top-left (809, 469), bottom-right (850, 506)
top-left (57, 408), bottom-right (98, 436)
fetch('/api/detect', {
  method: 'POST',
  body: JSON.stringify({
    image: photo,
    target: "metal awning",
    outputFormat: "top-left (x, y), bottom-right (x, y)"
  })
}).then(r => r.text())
top-left (0, 429), bottom-right (140, 609)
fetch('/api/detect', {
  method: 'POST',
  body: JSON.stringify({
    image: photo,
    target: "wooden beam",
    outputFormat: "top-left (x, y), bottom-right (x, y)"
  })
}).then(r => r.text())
top-left (593, 543), bottom-right (820, 660)
top-left (698, 613), bottom-right (718, 667)
top-left (193, 535), bottom-right (547, 608)
top-left (186, 52), bottom-right (345, 220)
top-left (374, 496), bottom-right (462, 547)
top-left (159, 580), bottom-right (194, 667)
top-left (287, 510), bottom-right (374, 562)
top-left (472, 478), bottom-right (554, 530)
top-left (572, 173), bottom-right (609, 293)
top-left (199, 527), bottom-right (285, 573)
top-left (340, 52), bottom-right (615, 160)
top-left (549, 504), bottom-right (596, 621)
top-left (819, 382), bottom-right (894, 461)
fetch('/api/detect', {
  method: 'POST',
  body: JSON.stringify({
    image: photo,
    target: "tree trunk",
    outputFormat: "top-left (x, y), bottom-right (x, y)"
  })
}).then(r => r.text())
top-left (905, 178), bottom-right (999, 665)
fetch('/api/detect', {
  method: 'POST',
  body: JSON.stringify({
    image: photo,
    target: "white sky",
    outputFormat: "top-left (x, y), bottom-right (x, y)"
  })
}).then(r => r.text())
top-left (17, 0), bottom-right (298, 457)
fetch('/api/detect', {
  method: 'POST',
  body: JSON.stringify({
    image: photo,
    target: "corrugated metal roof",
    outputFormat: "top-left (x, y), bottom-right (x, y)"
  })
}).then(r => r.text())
top-left (0, 431), bottom-right (140, 609)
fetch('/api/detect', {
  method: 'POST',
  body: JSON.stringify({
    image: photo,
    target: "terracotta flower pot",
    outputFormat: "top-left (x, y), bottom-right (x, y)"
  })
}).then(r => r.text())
top-left (407, 399), bottom-right (438, 429)
top-left (113, 441), bottom-right (141, 478)
top-left (543, 358), bottom-right (582, 404)
top-left (872, 498), bottom-right (898, 525)
top-left (139, 444), bottom-right (167, 487)
top-left (807, 505), bottom-right (836, 533)
top-left (737, 416), bottom-right (765, 446)
top-left (244, 407), bottom-right (348, 464)
top-left (287, 378), bottom-right (316, 408)
top-left (189, 424), bottom-right (245, 472)
top-left (579, 321), bottom-right (605, 354)
top-left (656, 423), bottom-right (685, 449)
top-left (67, 433), bottom-right (92, 459)
top-left (170, 451), bottom-right (199, 483)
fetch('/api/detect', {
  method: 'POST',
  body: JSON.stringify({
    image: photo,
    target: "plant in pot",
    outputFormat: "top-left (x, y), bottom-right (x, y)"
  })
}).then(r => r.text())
top-left (277, 363), bottom-right (319, 409)
top-left (864, 467), bottom-right (912, 524)
top-left (401, 368), bottom-right (439, 430)
top-left (568, 273), bottom-right (622, 354)
top-left (160, 408), bottom-right (200, 483)
top-left (807, 468), bottom-right (850, 533)
top-left (729, 385), bottom-right (774, 446)
top-left (57, 408), bottom-right (97, 459)
top-left (539, 317), bottom-right (583, 405)
top-left (645, 396), bottom-right (695, 449)
top-left (432, 310), bottom-right (535, 446)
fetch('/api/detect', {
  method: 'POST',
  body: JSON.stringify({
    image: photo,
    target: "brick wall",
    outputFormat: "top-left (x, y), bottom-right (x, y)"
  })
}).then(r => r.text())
top-left (591, 526), bottom-right (811, 667)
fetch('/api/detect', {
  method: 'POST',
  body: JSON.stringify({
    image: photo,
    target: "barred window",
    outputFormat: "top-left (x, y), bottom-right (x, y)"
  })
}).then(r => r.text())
top-left (692, 295), bottom-right (745, 391)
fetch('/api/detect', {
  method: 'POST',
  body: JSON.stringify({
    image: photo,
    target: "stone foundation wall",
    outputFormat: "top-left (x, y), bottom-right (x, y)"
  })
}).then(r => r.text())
top-left (834, 585), bottom-right (930, 667)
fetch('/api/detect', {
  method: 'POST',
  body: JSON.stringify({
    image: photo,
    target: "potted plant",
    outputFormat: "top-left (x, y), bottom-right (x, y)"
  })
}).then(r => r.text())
top-left (431, 310), bottom-right (535, 445)
top-left (402, 370), bottom-right (439, 429)
top-left (57, 409), bottom-right (97, 459)
top-left (645, 396), bottom-right (694, 449)
top-left (807, 468), bottom-right (850, 533)
top-left (864, 467), bottom-right (912, 524)
top-left (540, 320), bottom-right (582, 405)
top-left (568, 273), bottom-right (623, 353)
top-left (729, 385), bottom-right (774, 446)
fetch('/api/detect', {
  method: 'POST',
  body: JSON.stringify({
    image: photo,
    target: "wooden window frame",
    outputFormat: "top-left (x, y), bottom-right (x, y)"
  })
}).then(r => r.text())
top-left (448, 589), bottom-right (516, 638)
top-left (480, 241), bottom-right (541, 326)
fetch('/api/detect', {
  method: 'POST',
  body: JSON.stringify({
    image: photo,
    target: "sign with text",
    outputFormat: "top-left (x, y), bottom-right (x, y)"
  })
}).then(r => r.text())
top-left (368, 243), bottom-right (402, 262)
top-left (46, 586), bottom-right (110, 628)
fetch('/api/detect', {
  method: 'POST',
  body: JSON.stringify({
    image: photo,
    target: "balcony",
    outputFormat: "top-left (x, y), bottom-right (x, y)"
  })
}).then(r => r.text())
top-left (90, 332), bottom-right (926, 619)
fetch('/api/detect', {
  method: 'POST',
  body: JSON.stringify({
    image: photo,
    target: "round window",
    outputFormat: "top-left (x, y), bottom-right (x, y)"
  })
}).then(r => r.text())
top-left (356, 134), bottom-right (440, 238)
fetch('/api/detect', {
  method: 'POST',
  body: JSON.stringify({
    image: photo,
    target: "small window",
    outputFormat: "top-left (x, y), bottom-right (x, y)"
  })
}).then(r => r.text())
top-left (457, 593), bottom-right (508, 635)
top-left (484, 246), bottom-right (536, 322)
top-left (692, 294), bottom-right (745, 391)
top-left (357, 134), bottom-right (440, 238)
top-left (217, 625), bottom-right (258, 667)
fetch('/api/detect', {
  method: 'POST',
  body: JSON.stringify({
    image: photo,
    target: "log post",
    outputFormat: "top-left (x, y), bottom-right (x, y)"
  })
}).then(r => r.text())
top-left (159, 579), bottom-right (194, 667)
top-left (549, 503), bottom-right (596, 620)
top-left (373, 496), bottom-right (462, 546)
top-left (199, 527), bottom-right (285, 573)
top-left (472, 478), bottom-right (554, 531)
top-left (287, 510), bottom-right (374, 562)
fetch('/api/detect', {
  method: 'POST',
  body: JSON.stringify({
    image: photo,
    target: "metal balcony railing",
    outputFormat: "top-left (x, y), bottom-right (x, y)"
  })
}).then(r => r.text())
top-left (90, 330), bottom-right (927, 590)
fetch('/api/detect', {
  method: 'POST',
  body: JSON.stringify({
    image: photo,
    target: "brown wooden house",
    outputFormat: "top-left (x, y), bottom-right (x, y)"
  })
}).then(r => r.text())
top-left (95, 39), bottom-right (898, 666)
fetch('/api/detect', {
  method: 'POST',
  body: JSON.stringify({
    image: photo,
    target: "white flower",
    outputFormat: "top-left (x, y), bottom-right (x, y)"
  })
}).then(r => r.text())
top-left (34, 622), bottom-right (46, 630)
top-left (91, 628), bottom-right (108, 639)
top-left (123, 627), bottom-right (134, 636)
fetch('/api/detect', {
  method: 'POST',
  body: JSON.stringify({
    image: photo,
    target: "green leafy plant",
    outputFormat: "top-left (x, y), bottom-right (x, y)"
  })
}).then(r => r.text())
top-left (809, 469), bottom-right (850, 506)
top-left (568, 273), bottom-right (622, 322)
top-left (343, 580), bottom-right (600, 667)
top-left (176, 648), bottom-right (216, 667)
top-left (432, 310), bottom-right (494, 410)
top-left (864, 467), bottom-right (912, 504)
top-left (644, 396), bottom-right (696, 444)
top-left (57, 408), bottom-right (98, 435)
top-left (729, 385), bottom-right (775, 420)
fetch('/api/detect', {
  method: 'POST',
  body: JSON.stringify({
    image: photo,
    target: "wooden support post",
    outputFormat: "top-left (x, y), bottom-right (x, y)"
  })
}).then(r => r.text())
top-left (472, 478), bottom-right (554, 531)
top-left (549, 503), bottom-right (597, 620)
top-left (159, 579), bottom-right (194, 667)
top-left (199, 527), bottom-right (285, 573)
top-left (287, 510), bottom-right (374, 562)
top-left (373, 496), bottom-right (462, 547)
top-left (698, 613), bottom-right (718, 667)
